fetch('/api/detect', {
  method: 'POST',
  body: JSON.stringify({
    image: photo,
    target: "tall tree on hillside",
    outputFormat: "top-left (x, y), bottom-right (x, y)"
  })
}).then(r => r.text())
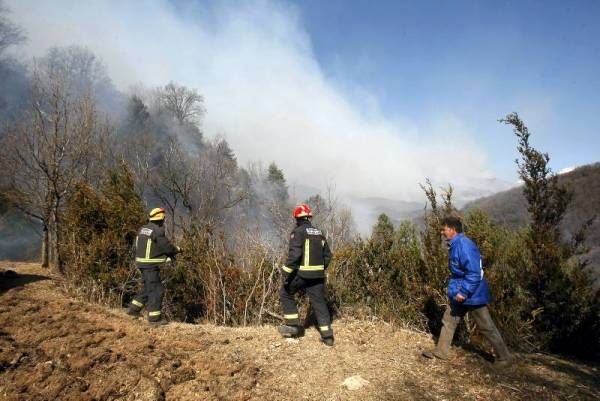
top-left (0, 47), bottom-right (111, 270)
top-left (151, 136), bottom-right (194, 234)
top-left (158, 81), bottom-right (205, 126)
top-left (500, 113), bottom-right (573, 294)
top-left (127, 95), bottom-right (150, 129)
top-left (0, 1), bottom-right (24, 56)
top-left (498, 113), bottom-right (600, 356)
top-left (267, 162), bottom-right (288, 203)
top-left (196, 139), bottom-right (246, 224)
top-left (0, 1), bottom-right (28, 123)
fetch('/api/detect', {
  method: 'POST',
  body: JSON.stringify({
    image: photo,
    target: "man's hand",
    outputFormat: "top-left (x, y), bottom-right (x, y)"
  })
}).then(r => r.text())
top-left (454, 293), bottom-right (466, 303)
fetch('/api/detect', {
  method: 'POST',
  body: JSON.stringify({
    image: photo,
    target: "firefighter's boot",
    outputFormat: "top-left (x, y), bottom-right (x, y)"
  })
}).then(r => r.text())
top-left (149, 319), bottom-right (168, 327)
top-left (127, 299), bottom-right (144, 318)
top-left (127, 308), bottom-right (141, 318)
top-left (278, 324), bottom-right (300, 338)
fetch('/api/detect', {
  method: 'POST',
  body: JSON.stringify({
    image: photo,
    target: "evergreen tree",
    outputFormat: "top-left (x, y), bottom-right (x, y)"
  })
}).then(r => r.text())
top-left (500, 112), bottom-right (572, 297)
top-left (501, 113), bottom-right (599, 357)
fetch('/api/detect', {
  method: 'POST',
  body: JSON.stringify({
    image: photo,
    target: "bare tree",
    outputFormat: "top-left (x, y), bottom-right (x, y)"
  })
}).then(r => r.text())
top-left (306, 185), bottom-right (355, 250)
top-left (0, 2), bottom-right (27, 123)
top-left (0, 48), bottom-right (110, 270)
top-left (158, 81), bottom-right (205, 126)
top-left (0, 1), bottom-right (25, 57)
top-left (151, 137), bottom-right (194, 234)
top-left (198, 139), bottom-right (247, 220)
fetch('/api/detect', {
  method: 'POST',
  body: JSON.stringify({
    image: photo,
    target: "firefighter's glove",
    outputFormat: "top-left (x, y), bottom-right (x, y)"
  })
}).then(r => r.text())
top-left (280, 265), bottom-right (294, 286)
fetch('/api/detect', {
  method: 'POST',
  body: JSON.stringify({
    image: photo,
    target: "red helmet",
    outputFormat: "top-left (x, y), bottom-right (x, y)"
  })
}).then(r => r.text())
top-left (293, 204), bottom-right (312, 219)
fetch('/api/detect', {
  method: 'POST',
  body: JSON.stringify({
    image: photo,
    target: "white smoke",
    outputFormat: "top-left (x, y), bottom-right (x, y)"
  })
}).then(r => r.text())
top-left (7, 0), bottom-right (508, 202)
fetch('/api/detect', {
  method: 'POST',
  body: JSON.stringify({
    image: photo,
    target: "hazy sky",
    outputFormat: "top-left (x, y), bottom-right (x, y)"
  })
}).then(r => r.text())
top-left (6, 0), bottom-right (600, 202)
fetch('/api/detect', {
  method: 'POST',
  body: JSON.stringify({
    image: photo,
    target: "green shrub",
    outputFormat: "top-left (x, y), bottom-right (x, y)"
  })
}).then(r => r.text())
top-left (59, 163), bottom-right (145, 305)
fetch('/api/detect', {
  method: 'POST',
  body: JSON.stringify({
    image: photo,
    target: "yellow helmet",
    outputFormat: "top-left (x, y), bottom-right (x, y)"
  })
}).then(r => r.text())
top-left (149, 207), bottom-right (166, 221)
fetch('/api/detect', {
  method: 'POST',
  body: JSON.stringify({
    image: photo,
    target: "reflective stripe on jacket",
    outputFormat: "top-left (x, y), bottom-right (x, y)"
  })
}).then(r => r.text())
top-left (281, 219), bottom-right (332, 279)
top-left (135, 222), bottom-right (178, 268)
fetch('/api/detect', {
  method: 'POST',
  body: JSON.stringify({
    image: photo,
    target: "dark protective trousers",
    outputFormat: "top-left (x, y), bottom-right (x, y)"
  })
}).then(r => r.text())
top-left (436, 302), bottom-right (511, 360)
top-left (279, 276), bottom-right (333, 338)
top-left (129, 266), bottom-right (164, 322)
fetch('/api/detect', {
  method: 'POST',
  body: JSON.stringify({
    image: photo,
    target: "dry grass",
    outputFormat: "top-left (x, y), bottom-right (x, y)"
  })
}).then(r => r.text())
top-left (1, 262), bottom-right (598, 401)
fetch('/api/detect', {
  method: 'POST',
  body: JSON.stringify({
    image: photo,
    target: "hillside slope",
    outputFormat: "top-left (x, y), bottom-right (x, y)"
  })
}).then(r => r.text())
top-left (1, 262), bottom-right (598, 401)
top-left (464, 163), bottom-right (600, 282)
top-left (464, 163), bottom-right (600, 234)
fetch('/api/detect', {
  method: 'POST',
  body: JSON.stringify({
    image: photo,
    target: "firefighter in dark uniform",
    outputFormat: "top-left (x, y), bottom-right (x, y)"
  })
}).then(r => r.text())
top-left (279, 204), bottom-right (334, 346)
top-left (128, 207), bottom-right (180, 325)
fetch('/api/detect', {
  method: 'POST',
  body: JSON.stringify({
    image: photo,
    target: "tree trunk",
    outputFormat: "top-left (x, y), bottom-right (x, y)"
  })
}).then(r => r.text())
top-left (49, 210), bottom-right (62, 274)
top-left (41, 224), bottom-right (49, 268)
top-left (54, 221), bottom-right (62, 273)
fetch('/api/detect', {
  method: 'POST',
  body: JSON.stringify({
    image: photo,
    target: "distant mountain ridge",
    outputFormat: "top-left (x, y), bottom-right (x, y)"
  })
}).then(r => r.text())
top-left (464, 162), bottom-right (600, 284)
top-left (347, 196), bottom-right (424, 234)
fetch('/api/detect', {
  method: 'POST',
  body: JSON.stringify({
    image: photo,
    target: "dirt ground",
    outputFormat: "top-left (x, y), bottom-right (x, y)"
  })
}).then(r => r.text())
top-left (0, 262), bottom-right (598, 401)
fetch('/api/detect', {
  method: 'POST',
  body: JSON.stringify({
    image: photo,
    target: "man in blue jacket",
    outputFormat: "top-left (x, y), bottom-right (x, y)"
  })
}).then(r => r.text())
top-left (423, 216), bottom-right (513, 368)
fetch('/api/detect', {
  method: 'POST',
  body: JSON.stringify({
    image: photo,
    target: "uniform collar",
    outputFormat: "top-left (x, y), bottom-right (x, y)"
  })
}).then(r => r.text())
top-left (296, 218), bottom-right (311, 227)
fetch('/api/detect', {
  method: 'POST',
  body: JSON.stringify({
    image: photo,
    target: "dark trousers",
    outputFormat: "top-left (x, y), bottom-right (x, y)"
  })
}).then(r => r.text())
top-left (129, 266), bottom-right (164, 322)
top-left (436, 302), bottom-right (511, 360)
top-left (279, 276), bottom-right (333, 338)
